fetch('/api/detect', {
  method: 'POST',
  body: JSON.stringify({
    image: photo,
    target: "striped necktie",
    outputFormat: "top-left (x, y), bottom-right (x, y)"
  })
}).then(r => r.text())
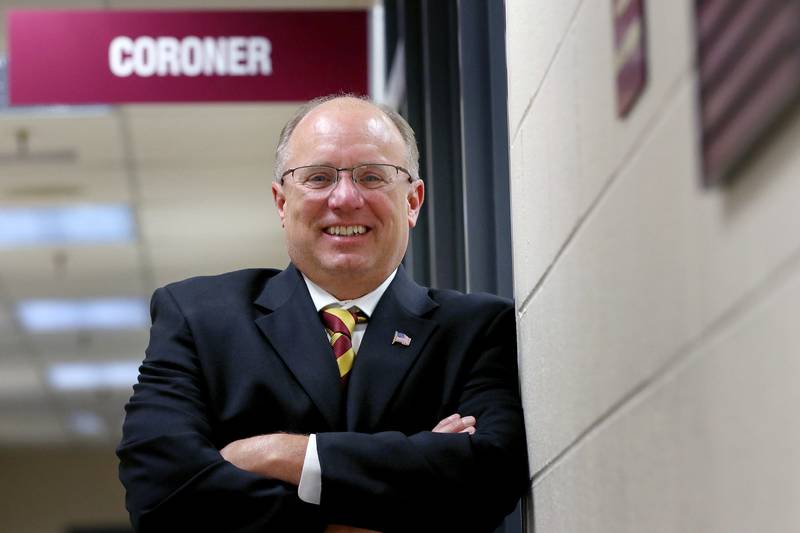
top-left (320, 306), bottom-right (368, 383)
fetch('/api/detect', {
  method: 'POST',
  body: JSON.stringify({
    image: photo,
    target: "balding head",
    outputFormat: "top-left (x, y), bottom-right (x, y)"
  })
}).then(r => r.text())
top-left (274, 94), bottom-right (420, 182)
top-left (270, 94), bottom-right (425, 299)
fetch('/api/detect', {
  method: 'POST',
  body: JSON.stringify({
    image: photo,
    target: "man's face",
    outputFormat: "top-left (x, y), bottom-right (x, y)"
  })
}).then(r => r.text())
top-left (272, 99), bottom-right (424, 298)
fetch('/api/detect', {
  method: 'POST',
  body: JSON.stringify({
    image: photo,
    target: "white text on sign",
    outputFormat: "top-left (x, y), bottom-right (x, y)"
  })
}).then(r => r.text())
top-left (108, 36), bottom-right (272, 77)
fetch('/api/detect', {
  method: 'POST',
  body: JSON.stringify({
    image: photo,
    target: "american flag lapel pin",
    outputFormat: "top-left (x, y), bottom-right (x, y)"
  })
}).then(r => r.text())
top-left (392, 330), bottom-right (411, 346)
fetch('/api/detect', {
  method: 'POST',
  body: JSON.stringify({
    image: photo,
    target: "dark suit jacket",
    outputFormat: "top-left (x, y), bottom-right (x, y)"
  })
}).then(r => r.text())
top-left (117, 264), bottom-right (528, 532)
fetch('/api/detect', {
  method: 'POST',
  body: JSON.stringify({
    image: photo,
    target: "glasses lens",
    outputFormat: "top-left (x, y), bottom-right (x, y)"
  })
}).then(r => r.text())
top-left (354, 164), bottom-right (395, 189)
top-left (295, 166), bottom-right (337, 189)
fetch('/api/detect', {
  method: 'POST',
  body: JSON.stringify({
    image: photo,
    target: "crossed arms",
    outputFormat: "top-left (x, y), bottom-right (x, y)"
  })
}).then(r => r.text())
top-left (219, 413), bottom-right (477, 532)
top-left (117, 285), bottom-right (528, 532)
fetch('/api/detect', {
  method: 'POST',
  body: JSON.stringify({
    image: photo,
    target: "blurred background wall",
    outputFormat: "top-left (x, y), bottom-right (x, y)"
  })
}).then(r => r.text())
top-left (0, 1), bottom-right (371, 531)
top-left (8, 0), bottom-right (798, 531)
top-left (507, 0), bottom-right (800, 531)
top-left (0, 447), bottom-right (126, 533)
top-left (0, 1), bottom-right (523, 531)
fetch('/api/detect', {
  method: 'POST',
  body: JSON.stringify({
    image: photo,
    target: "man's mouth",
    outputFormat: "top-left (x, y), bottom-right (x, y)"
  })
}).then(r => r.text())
top-left (323, 225), bottom-right (369, 236)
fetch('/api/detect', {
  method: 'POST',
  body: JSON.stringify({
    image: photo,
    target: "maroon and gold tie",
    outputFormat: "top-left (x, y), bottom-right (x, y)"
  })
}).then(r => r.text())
top-left (320, 306), bottom-right (368, 383)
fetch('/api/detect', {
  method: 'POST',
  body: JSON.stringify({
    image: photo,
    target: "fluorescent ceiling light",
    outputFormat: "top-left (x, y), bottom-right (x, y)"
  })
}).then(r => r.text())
top-left (0, 105), bottom-right (112, 117)
top-left (48, 360), bottom-right (140, 392)
top-left (17, 298), bottom-right (148, 332)
top-left (68, 410), bottom-right (108, 436)
top-left (0, 204), bottom-right (134, 248)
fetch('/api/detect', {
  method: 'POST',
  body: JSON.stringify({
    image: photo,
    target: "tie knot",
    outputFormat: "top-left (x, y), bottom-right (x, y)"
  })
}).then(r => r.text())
top-left (320, 306), bottom-right (367, 338)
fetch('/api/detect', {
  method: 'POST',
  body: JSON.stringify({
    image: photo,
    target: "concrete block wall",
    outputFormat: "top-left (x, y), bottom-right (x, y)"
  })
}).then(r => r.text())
top-left (506, 1), bottom-right (800, 531)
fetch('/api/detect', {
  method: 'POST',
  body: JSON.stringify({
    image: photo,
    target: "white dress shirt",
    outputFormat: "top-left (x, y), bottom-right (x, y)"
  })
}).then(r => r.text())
top-left (296, 269), bottom-right (397, 505)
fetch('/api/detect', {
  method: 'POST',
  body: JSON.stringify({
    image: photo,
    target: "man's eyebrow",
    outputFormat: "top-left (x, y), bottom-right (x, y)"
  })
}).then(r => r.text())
top-left (297, 162), bottom-right (391, 168)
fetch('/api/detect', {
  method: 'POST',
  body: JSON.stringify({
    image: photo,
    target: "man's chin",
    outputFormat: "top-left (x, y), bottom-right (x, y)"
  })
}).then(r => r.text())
top-left (320, 256), bottom-right (371, 275)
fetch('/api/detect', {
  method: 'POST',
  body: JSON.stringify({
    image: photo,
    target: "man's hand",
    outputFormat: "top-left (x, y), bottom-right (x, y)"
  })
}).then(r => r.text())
top-left (432, 413), bottom-right (476, 435)
top-left (220, 433), bottom-right (308, 486)
top-left (318, 413), bottom-right (476, 533)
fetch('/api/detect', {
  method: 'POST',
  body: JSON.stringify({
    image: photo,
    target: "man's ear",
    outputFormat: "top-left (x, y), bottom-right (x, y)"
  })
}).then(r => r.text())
top-left (272, 181), bottom-right (287, 226)
top-left (406, 179), bottom-right (425, 228)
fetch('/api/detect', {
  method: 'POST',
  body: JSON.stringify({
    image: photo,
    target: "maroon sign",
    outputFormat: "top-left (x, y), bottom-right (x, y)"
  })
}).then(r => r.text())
top-left (613, 0), bottom-right (647, 117)
top-left (7, 10), bottom-right (368, 105)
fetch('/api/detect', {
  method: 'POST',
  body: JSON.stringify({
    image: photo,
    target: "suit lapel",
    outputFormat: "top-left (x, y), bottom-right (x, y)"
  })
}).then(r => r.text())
top-left (253, 265), bottom-right (343, 431)
top-left (345, 267), bottom-right (438, 431)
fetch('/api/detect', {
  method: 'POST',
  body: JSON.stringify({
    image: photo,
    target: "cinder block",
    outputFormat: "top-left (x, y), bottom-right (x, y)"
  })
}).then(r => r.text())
top-left (510, 0), bottom-right (695, 303)
top-left (506, 0), bottom-right (582, 139)
top-left (574, 0), bottom-right (694, 205)
top-left (519, 77), bottom-right (800, 475)
top-left (511, 45), bottom-right (580, 306)
top-left (532, 262), bottom-right (800, 532)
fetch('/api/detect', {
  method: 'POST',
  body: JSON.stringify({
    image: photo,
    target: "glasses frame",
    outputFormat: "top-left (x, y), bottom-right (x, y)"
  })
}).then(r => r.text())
top-left (280, 163), bottom-right (415, 190)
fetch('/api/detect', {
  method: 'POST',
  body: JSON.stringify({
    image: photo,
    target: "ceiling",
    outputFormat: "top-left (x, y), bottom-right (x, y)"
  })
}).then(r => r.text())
top-left (0, 0), bottom-right (375, 446)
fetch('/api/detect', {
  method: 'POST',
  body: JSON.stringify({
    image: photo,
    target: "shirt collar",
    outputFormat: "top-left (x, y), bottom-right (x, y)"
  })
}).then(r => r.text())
top-left (302, 269), bottom-right (397, 318)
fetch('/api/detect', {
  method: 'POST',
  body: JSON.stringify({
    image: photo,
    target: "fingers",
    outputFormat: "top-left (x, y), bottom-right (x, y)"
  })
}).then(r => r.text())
top-left (431, 413), bottom-right (477, 434)
top-left (325, 526), bottom-right (381, 532)
top-left (432, 413), bottom-right (460, 432)
top-left (458, 416), bottom-right (476, 435)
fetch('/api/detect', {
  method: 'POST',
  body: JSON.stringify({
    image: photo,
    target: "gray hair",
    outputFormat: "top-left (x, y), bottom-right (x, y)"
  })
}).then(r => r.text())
top-left (273, 93), bottom-right (420, 182)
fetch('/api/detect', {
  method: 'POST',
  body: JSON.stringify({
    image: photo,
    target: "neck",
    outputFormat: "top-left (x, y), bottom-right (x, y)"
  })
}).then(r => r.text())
top-left (304, 269), bottom-right (393, 301)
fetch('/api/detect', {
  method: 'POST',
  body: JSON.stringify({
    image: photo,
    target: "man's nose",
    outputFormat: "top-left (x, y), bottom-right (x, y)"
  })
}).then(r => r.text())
top-left (327, 172), bottom-right (365, 209)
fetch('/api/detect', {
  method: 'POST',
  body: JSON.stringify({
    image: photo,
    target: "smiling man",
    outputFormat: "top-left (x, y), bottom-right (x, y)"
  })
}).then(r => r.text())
top-left (117, 95), bottom-right (528, 532)
top-left (274, 98), bottom-right (422, 300)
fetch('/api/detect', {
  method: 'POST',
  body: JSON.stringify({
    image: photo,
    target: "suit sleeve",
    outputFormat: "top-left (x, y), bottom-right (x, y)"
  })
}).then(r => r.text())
top-left (116, 287), bottom-right (324, 532)
top-left (316, 305), bottom-right (529, 532)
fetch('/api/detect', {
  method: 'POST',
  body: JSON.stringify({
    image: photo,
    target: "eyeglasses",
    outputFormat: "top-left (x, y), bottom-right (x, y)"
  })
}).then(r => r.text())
top-left (280, 164), bottom-right (414, 191)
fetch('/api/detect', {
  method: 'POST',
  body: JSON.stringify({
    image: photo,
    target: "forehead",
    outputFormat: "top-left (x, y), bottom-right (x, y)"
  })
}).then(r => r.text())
top-left (287, 100), bottom-right (405, 161)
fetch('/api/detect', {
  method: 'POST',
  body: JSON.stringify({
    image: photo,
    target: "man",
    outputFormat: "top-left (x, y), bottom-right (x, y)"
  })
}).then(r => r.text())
top-left (117, 95), bottom-right (528, 532)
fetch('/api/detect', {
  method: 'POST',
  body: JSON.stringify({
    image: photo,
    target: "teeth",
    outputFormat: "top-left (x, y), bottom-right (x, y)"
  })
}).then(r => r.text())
top-left (325, 225), bottom-right (366, 236)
